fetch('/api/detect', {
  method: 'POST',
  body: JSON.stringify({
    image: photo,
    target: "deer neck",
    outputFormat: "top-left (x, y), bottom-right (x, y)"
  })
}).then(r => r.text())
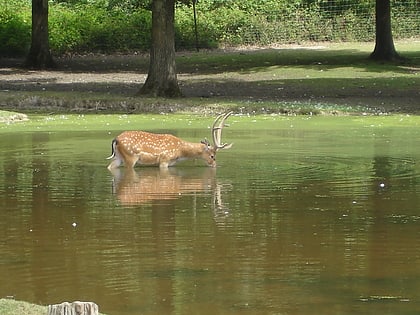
top-left (180, 141), bottom-right (207, 159)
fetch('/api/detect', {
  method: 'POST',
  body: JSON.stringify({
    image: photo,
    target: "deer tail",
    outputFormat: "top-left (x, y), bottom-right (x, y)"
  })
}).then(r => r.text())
top-left (106, 139), bottom-right (118, 160)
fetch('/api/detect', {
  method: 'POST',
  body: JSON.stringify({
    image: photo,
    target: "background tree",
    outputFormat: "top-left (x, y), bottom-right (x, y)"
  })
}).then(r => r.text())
top-left (370, 0), bottom-right (401, 61)
top-left (138, 0), bottom-right (182, 97)
top-left (25, 0), bottom-right (55, 69)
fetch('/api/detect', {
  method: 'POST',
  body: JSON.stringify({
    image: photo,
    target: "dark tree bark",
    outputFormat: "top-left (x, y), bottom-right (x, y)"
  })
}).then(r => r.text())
top-left (138, 0), bottom-right (182, 97)
top-left (370, 0), bottom-right (401, 61)
top-left (25, 0), bottom-right (55, 69)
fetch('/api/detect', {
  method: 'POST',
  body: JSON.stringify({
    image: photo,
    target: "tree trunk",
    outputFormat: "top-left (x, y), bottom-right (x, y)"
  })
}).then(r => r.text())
top-left (370, 0), bottom-right (401, 61)
top-left (138, 0), bottom-right (182, 97)
top-left (47, 301), bottom-right (98, 315)
top-left (25, 0), bottom-right (55, 69)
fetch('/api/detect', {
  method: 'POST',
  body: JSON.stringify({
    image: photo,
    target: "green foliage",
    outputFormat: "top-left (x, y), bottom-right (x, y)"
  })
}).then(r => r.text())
top-left (48, 3), bottom-right (151, 54)
top-left (0, 1), bottom-right (31, 56)
top-left (176, 5), bottom-right (252, 47)
top-left (0, 0), bottom-right (418, 56)
top-left (49, 4), bottom-right (84, 54)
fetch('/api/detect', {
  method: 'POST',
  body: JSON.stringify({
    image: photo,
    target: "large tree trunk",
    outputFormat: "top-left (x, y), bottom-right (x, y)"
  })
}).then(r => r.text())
top-left (25, 0), bottom-right (55, 69)
top-left (370, 0), bottom-right (401, 61)
top-left (47, 301), bottom-right (98, 315)
top-left (138, 0), bottom-right (182, 97)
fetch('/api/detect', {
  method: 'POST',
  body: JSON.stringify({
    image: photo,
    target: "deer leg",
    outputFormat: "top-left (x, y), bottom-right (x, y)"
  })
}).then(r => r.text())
top-left (107, 158), bottom-right (122, 170)
top-left (159, 161), bottom-right (170, 169)
top-left (125, 155), bottom-right (139, 168)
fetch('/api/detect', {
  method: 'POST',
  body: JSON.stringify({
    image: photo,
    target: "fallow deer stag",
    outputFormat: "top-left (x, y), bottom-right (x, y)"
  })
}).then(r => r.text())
top-left (107, 112), bottom-right (233, 169)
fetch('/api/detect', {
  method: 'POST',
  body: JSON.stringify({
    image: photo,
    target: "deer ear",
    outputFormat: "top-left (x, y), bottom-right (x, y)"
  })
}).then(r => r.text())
top-left (201, 139), bottom-right (211, 147)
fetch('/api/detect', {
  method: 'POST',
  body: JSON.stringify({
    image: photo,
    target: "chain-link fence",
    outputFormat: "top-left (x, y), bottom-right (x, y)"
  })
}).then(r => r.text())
top-left (1, 0), bottom-right (418, 55)
top-left (186, 0), bottom-right (419, 48)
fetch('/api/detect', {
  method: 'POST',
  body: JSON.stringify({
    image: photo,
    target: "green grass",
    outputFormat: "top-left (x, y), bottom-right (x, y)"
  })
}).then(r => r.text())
top-left (0, 299), bottom-right (46, 315)
top-left (177, 41), bottom-right (419, 84)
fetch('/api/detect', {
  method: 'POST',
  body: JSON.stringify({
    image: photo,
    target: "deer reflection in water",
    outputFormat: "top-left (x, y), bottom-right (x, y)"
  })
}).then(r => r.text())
top-left (109, 167), bottom-right (231, 221)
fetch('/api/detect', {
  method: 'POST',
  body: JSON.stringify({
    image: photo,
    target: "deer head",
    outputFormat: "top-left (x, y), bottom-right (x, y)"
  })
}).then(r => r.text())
top-left (107, 112), bottom-right (233, 169)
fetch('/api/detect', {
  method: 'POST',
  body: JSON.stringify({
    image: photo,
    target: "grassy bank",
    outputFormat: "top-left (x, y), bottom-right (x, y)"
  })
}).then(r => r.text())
top-left (0, 41), bottom-right (419, 116)
top-left (0, 299), bottom-right (46, 315)
top-left (0, 299), bottom-right (108, 315)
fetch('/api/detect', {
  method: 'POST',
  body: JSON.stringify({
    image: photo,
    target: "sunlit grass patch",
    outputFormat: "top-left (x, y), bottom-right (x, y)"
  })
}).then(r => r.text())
top-left (0, 299), bottom-right (46, 315)
top-left (0, 110), bottom-right (29, 123)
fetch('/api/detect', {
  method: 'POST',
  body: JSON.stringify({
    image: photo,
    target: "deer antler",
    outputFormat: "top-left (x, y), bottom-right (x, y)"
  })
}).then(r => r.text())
top-left (212, 112), bottom-right (233, 150)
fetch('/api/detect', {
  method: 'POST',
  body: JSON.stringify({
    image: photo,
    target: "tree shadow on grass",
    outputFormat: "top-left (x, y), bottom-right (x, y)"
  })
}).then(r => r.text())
top-left (0, 75), bottom-right (418, 113)
top-left (1, 47), bottom-right (418, 76)
top-left (182, 48), bottom-right (419, 75)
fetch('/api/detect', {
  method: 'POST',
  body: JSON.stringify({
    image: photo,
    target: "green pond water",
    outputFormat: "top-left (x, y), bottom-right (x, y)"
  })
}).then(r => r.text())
top-left (1, 114), bottom-right (420, 315)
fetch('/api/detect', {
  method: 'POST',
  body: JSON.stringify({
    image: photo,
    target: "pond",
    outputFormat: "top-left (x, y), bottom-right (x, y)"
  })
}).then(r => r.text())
top-left (1, 114), bottom-right (420, 315)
